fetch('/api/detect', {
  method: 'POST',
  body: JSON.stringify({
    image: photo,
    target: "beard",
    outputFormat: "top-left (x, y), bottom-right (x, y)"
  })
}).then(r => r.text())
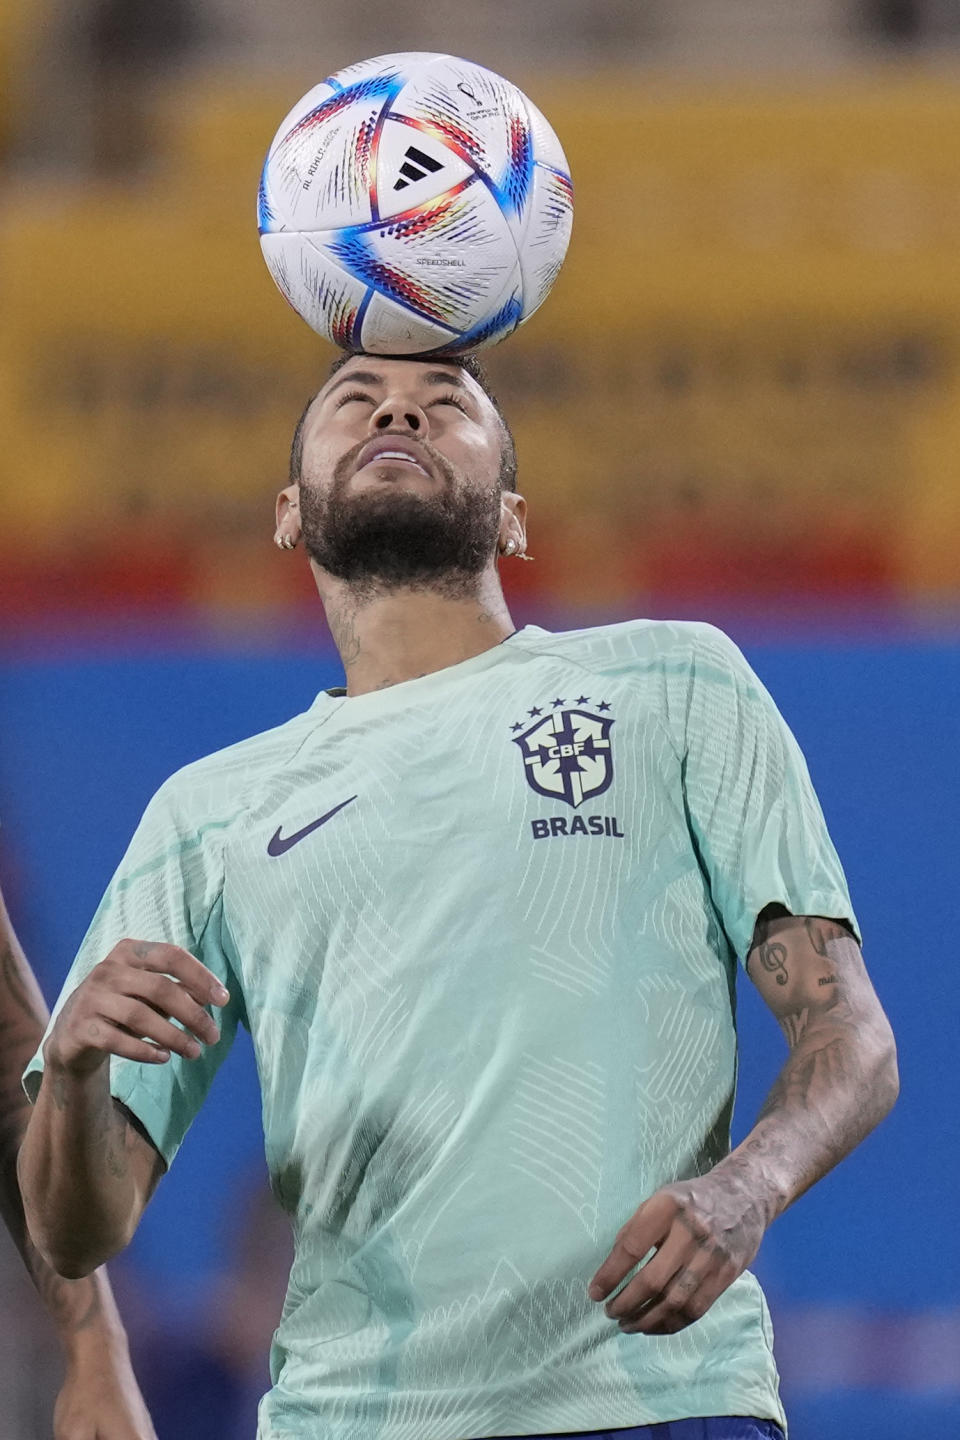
top-left (299, 440), bottom-right (502, 598)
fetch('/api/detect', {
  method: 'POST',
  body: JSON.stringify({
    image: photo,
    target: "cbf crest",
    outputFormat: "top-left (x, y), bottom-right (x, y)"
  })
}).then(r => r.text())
top-left (511, 697), bottom-right (615, 809)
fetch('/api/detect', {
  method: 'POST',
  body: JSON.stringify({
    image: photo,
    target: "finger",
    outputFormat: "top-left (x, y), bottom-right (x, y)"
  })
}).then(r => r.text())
top-left (100, 994), bottom-right (205, 1061)
top-left (620, 1256), bottom-right (736, 1336)
top-left (66, 1018), bottom-right (171, 1067)
top-left (588, 1192), bottom-right (677, 1299)
top-left (114, 1035), bottom-right (172, 1064)
top-left (116, 940), bottom-right (229, 1007)
top-left (603, 1223), bottom-right (695, 1320)
top-left (128, 971), bottom-right (221, 1045)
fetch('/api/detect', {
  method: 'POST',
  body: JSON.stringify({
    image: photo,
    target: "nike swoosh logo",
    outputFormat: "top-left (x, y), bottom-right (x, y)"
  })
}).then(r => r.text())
top-left (267, 796), bottom-right (357, 857)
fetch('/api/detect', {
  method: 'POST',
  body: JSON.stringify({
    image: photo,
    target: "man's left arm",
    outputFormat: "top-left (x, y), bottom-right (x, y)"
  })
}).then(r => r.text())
top-left (589, 912), bottom-right (898, 1334)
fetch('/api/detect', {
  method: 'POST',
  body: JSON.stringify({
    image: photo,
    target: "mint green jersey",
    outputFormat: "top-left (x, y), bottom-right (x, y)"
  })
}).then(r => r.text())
top-left (25, 620), bottom-right (859, 1439)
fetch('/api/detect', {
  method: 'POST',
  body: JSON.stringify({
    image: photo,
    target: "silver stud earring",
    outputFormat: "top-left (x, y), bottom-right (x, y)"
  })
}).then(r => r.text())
top-left (502, 539), bottom-right (517, 557)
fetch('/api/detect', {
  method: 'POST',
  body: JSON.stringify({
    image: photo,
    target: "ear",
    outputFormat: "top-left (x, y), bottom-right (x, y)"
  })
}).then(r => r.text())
top-left (275, 484), bottom-right (301, 548)
top-left (498, 491), bottom-right (528, 556)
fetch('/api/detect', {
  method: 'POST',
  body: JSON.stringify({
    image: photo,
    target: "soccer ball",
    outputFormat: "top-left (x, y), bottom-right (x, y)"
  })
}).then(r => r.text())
top-left (257, 52), bottom-right (573, 355)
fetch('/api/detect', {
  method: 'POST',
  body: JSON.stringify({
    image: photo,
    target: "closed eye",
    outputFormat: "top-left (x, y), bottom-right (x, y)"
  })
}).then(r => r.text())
top-left (334, 390), bottom-right (376, 408)
top-left (429, 393), bottom-right (468, 412)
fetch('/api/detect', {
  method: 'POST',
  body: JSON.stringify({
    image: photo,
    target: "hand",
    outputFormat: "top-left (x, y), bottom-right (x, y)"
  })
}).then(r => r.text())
top-left (44, 939), bottom-right (228, 1077)
top-left (54, 1340), bottom-right (157, 1439)
top-left (587, 1173), bottom-right (768, 1335)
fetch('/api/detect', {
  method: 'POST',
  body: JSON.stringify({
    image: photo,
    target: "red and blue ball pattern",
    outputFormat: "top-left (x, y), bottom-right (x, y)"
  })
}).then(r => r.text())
top-left (258, 53), bottom-right (572, 354)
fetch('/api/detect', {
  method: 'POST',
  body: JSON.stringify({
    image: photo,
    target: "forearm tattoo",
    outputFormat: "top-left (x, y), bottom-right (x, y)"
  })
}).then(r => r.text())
top-left (737, 918), bottom-right (898, 1211)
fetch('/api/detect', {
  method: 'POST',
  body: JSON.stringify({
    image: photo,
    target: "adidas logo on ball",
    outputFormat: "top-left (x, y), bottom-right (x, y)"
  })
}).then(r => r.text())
top-left (393, 145), bottom-right (444, 191)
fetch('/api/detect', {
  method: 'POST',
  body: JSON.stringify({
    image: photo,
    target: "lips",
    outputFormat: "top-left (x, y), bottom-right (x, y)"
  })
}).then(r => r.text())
top-left (354, 435), bottom-right (434, 479)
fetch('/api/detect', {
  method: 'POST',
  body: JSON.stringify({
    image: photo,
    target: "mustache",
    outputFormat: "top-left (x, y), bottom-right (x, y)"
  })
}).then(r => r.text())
top-left (332, 436), bottom-right (456, 494)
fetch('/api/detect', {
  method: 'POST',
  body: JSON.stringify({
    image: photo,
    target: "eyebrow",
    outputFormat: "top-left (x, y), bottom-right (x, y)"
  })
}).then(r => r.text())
top-left (325, 367), bottom-right (467, 398)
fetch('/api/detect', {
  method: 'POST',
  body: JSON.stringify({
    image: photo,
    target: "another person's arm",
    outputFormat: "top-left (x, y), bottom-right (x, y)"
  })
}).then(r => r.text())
top-left (0, 883), bottom-right (158, 1438)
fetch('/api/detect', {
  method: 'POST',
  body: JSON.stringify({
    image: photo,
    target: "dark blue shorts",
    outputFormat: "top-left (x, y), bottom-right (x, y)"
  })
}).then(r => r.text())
top-left (495, 1422), bottom-right (784, 1440)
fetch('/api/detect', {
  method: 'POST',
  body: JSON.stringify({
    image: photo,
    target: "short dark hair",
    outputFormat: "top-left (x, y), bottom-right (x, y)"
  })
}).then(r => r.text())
top-left (288, 351), bottom-right (518, 492)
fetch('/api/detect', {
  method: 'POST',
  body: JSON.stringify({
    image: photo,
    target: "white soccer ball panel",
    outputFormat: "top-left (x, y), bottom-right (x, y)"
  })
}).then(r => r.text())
top-left (388, 57), bottom-right (536, 227)
top-left (260, 81), bottom-right (336, 233)
top-left (263, 54), bottom-right (422, 165)
top-left (524, 96), bottom-right (570, 178)
top-left (517, 161), bottom-right (574, 321)
top-left (260, 231), bottom-right (369, 347)
top-left (311, 181), bottom-right (519, 337)
top-left (375, 119), bottom-right (474, 221)
top-left (356, 292), bottom-right (461, 356)
top-left (265, 80), bottom-right (337, 163)
top-left (265, 90), bottom-right (388, 233)
top-left (328, 51), bottom-right (441, 87)
top-left (427, 282), bottom-right (525, 354)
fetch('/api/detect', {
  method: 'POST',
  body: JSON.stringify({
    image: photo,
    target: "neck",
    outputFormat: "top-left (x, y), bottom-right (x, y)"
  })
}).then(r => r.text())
top-left (315, 566), bottom-right (517, 696)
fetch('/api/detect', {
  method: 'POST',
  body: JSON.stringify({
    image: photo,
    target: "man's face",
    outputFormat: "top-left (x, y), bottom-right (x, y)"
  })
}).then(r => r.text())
top-left (296, 357), bottom-right (508, 593)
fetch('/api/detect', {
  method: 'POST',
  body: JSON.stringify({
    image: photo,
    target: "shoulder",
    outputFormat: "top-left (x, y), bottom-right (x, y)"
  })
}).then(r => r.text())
top-left (516, 617), bottom-right (746, 677)
top-left (142, 704), bottom-right (326, 837)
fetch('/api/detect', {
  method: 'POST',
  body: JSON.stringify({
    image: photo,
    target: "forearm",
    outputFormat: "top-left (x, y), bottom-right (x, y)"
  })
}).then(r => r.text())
top-left (729, 919), bottom-right (899, 1225)
top-left (19, 1057), bottom-right (144, 1277)
top-left (716, 1008), bottom-right (899, 1224)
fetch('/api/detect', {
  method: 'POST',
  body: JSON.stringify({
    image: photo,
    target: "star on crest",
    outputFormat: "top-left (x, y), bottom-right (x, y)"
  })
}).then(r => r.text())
top-left (510, 721), bottom-right (523, 732)
top-left (551, 696), bottom-right (566, 707)
top-left (528, 706), bottom-right (542, 717)
top-left (597, 700), bottom-right (611, 712)
top-left (575, 694), bottom-right (590, 705)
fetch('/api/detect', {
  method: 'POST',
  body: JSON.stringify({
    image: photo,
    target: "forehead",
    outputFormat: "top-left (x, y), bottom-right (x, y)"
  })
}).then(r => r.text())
top-left (315, 357), bottom-right (490, 411)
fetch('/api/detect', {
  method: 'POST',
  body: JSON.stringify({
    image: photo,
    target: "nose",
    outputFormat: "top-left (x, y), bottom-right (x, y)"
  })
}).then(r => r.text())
top-left (369, 395), bottom-right (427, 435)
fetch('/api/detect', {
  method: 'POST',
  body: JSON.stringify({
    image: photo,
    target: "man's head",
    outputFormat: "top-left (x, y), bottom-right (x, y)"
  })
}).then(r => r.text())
top-left (276, 352), bottom-right (525, 598)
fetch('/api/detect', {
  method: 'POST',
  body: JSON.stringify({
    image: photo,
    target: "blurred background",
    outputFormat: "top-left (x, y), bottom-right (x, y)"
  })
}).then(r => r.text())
top-left (1, 2), bottom-right (959, 1437)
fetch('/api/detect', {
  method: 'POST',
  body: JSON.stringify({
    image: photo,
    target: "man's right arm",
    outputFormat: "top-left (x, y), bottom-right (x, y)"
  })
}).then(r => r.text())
top-left (21, 1059), bottom-right (164, 1278)
top-left (19, 939), bottom-right (228, 1277)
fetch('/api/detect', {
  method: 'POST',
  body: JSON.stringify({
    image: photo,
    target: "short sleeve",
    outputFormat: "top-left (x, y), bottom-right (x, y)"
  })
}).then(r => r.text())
top-left (676, 625), bottom-right (860, 963)
top-left (22, 781), bottom-right (245, 1168)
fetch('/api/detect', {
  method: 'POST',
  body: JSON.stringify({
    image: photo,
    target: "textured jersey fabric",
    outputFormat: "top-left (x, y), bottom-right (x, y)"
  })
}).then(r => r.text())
top-left (501, 1421), bottom-right (785, 1440)
top-left (25, 620), bottom-right (859, 1439)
